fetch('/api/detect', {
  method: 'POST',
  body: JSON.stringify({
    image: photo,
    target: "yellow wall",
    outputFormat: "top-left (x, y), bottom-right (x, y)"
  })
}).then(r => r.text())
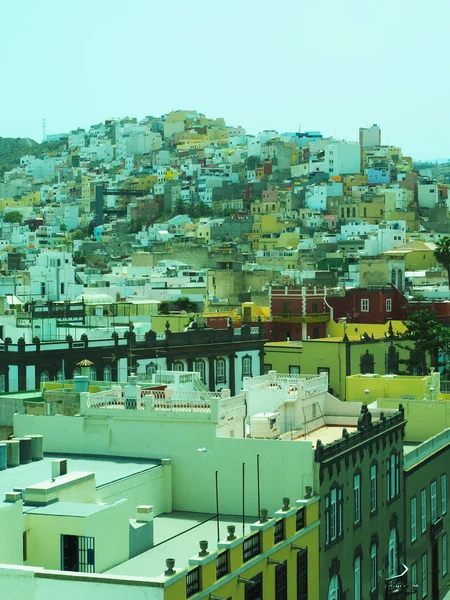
top-left (346, 373), bottom-right (435, 404)
top-left (164, 499), bottom-right (319, 600)
top-left (405, 250), bottom-right (437, 271)
top-left (327, 320), bottom-right (407, 339)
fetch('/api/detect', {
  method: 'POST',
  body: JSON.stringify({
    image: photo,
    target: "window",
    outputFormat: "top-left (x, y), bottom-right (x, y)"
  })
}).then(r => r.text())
top-left (173, 362), bottom-right (184, 371)
top-left (431, 480), bottom-right (438, 524)
top-left (387, 452), bottom-right (400, 501)
top-left (388, 528), bottom-right (398, 578)
top-left (186, 567), bottom-right (200, 598)
top-left (246, 572), bottom-right (262, 600)
top-left (353, 473), bottom-right (361, 525)
top-left (325, 486), bottom-right (343, 546)
top-left (421, 489), bottom-right (427, 534)
top-left (296, 508), bottom-right (305, 531)
top-left (370, 463), bottom-right (377, 513)
top-left (311, 302), bottom-right (319, 313)
top-left (327, 575), bottom-right (340, 600)
top-left (361, 299), bottom-right (369, 312)
top-left (40, 371), bottom-right (49, 383)
top-left (386, 298), bottom-right (392, 312)
top-left (23, 532), bottom-right (27, 562)
top-left (274, 519), bottom-right (284, 543)
top-left (411, 497), bottom-right (417, 543)
top-left (421, 553), bottom-right (428, 599)
top-left (61, 535), bottom-right (95, 573)
top-left (354, 556), bottom-right (361, 600)
top-left (264, 364), bottom-right (272, 375)
top-left (441, 474), bottom-right (447, 516)
top-left (443, 533), bottom-right (448, 577)
top-left (195, 360), bottom-right (206, 384)
top-left (297, 549), bottom-right (308, 600)
top-left (275, 561), bottom-right (287, 600)
top-left (289, 365), bottom-right (300, 375)
top-left (370, 543), bottom-right (377, 592)
top-left (216, 358), bottom-right (226, 383)
top-left (56, 369), bottom-right (63, 381)
top-left (103, 365), bottom-right (112, 382)
top-left (146, 362), bottom-right (157, 377)
top-left (282, 302), bottom-right (291, 317)
top-left (243, 533), bottom-right (260, 562)
top-left (72, 367), bottom-right (80, 378)
top-left (242, 356), bottom-right (252, 377)
top-left (216, 551), bottom-right (228, 579)
top-left (89, 366), bottom-right (96, 381)
top-left (411, 562), bottom-right (418, 600)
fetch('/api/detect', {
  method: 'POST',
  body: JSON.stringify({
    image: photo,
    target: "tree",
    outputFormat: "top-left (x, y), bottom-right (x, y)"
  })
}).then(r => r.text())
top-left (172, 199), bottom-right (186, 217)
top-left (60, 223), bottom-right (67, 233)
top-left (402, 309), bottom-right (449, 373)
top-left (3, 210), bottom-right (23, 223)
top-left (158, 300), bottom-right (171, 315)
top-left (434, 236), bottom-right (450, 289)
top-left (174, 296), bottom-right (197, 312)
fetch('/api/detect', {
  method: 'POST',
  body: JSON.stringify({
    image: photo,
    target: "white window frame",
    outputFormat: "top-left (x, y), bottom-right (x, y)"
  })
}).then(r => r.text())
top-left (443, 533), bottom-right (448, 577)
top-left (327, 575), bottom-right (339, 600)
top-left (370, 543), bottom-right (377, 592)
top-left (216, 358), bottom-right (225, 383)
top-left (421, 489), bottom-right (427, 534)
top-left (242, 356), bottom-right (252, 377)
top-left (353, 473), bottom-right (361, 525)
top-left (361, 298), bottom-right (369, 312)
top-left (431, 480), bottom-right (438, 524)
top-left (388, 528), bottom-right (398, 578)
top-left (195, 360), bottom-right (205, 383)
top-left (411, 496), bottom-right (417, 543)
top-left (370, 464), bottom-right (377, 513)
top-left (421, 553), bottom-right (427, 599)
top-left (386, 298), bottom-right (392, 312)
top-left (441, 474), bottom-right (447, 516)
top-left (354, 556), bottom-right (361, 600)
top-left (411, 562), bottom-right (418, 600)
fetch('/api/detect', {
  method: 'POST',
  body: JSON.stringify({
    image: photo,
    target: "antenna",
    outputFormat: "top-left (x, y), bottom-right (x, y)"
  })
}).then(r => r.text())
top-left (42, 118), bottom-right (46, 142)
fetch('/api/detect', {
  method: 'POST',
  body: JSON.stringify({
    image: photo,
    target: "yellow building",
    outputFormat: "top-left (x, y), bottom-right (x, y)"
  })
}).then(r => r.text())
top-left (265, 336), bottom-right (413, 400)
top-left (346, 372), bottom-right (450, 442)
top-left (383, 240), bottom-right (437, 271)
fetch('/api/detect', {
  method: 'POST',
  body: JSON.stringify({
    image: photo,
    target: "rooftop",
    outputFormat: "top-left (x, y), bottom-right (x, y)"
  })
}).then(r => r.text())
top-left (107, 511), bottom-right (257, 578)
top-left (0, 454), bottom-right (159, 507)
top-left (293, 425), bottom-right (358, 448)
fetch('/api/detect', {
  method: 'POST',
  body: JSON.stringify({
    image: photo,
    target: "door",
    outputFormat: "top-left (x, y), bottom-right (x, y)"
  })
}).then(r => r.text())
top-left (61, 534), bottom-right (78, 571)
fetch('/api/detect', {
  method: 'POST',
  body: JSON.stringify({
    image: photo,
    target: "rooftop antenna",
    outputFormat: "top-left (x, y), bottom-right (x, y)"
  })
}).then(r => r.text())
top-left (42, 118), bottom-right (46, 142)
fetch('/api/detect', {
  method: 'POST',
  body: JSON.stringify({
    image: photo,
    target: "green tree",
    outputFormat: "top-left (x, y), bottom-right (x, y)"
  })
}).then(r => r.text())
top-left (174, 296), bottom-right (197, 312)
top-left (402, 309), bottom-right (449, 372)
top-left (158, 300), bottom-right (171, 315)
top-left (172, 199), bottom-right (186, 217)
top-left (434, 236), bottom-right (450, 289)
top-left (3, 210), bottom-right (23, 223)
top-left (60, 223), bottom-right (67, 232)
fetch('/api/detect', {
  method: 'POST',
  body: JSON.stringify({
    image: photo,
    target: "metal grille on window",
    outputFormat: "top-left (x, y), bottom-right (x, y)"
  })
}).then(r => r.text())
top-left (274, 519), bottom-right (284, 543)
top-left (297, 549), bottom-right (308, 600)
top-left (186, 566), bottom-right (200, 598)
top-left (243, 532), bottom-right (261, 562)
top-left (216, 550), bottom-right (228, 579)
top-left (296, 507), bottom-right (305, 531)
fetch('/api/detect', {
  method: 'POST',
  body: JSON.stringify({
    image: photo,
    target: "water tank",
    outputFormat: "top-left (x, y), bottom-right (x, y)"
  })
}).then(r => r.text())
top-left (0, 440), bottom-right (20, 467)
top-left (0, 443), bottom-right (6, 471)
top-left (24, 434), bottom-right (44, 461)
top-left (74, 375), bottom-right (89, 393)
top-left (250, 412), bottom-right (280, 439)
top-left (14, 437), bottom-right (32, 464)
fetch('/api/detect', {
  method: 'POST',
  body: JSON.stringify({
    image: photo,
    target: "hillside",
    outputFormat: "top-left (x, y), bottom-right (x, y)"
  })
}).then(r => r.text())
top-left (0, 137), bottom-right (67, 178)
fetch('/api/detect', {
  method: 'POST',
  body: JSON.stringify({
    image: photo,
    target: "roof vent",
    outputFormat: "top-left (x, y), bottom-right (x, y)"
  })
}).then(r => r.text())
top-left (51, 459), bottom-right (67, 480)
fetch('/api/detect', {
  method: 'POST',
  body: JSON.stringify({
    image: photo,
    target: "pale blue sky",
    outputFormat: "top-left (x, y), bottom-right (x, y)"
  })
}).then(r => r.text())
top-left (1, 0), bottom-right (448, 159)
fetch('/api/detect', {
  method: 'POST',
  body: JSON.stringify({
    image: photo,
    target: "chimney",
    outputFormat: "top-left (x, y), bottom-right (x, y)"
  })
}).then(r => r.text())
top-left (136, 505), bottom-right (153, 523)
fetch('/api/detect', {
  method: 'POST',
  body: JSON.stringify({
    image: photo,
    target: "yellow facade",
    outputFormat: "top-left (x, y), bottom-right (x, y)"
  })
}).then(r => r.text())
top-left (164, 498), bottom-right (319, 600)
top-left (343, 174), bottom-right (367, 195)
top-left (326, 320), bottom-right (407, 339)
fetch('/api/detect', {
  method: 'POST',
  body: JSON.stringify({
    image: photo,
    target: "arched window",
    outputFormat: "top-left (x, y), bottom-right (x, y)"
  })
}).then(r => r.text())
top-left (242, 355), bottom-right (252, 378)
top-left (73, 367), bottom-right (81, 378)
top-left (103, 365), bottom-right (112, 382)
top-left (173, 362), bottom-right (184, 372)
top-left (89, 366), bottom-right (96, 381)
top-left (40, 371), bottom-right (49, 383)
top-left (397, 269), bottom-right (403, 291)
top-left (216, 358), bottom-right (226, 383)
top-left (391, 269), bottom-right (396, 286)
top-left (328, 574), bottom-right (340, 600)
top-left (388, 528), bottom-right (398, 578)
top-left (56, 369), bottom-right (63, 381)
top-left (195, 360), bottom-right (206, 384)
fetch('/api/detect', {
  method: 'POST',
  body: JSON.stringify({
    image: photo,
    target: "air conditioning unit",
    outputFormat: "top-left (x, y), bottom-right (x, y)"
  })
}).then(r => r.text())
top-left (51, 459), bottom-right (67, 480)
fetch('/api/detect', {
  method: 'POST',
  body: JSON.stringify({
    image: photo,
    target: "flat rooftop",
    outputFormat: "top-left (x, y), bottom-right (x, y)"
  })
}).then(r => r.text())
top-left (292, 425), bottom-right (358, 448)
top-left (0, 454), bottom-right (160, 509)
top-left (107, 511), bottom-right (257, 578)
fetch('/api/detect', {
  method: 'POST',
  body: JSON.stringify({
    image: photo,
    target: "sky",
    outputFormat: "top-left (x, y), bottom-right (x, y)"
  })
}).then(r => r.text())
top-left (1, 0), bottom-right (448, 160)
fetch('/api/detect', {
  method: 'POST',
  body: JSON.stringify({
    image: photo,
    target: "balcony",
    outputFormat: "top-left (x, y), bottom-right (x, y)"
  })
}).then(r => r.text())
top-left (431, 516), bottom-right (444, 540)
top-left (385, 564), bottom-right (408, 598)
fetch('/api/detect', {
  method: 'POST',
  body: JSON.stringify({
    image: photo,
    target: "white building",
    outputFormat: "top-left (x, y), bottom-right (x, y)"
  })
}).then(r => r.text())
top-left (359, 124), bottom-right (381, 148)
top-left (29, 252), bottom-right (82, 301)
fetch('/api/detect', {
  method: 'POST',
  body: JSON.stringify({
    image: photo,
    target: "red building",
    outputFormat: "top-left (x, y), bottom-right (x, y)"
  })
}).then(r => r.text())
top-left (326, 285), bottom-right (408, 323)
top-left (270, 286), bottom-right (330, 341)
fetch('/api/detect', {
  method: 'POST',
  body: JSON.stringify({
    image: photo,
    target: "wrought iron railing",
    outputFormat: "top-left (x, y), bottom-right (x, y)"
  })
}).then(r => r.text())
top-left (216, 551), bottom-right (228, 579)
top-left (243, 532), bottom-right (261, 562)
top-left (385, 564), bottom-right (408, 597)
top-left (274, 519), bottom-right (285, 543)
top-left (296, 508), bottom-right (305, 531)
top-left (186, 566), bottom-right (200, 598)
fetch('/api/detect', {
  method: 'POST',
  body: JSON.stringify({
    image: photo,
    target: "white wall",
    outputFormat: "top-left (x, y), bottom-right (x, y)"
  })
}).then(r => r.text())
top-left (0, 501), bottom-right (24, 565)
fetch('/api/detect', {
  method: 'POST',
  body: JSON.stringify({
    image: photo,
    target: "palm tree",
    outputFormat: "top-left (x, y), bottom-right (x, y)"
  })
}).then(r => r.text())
top-left (434, 236), bottom-right (450, 289)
